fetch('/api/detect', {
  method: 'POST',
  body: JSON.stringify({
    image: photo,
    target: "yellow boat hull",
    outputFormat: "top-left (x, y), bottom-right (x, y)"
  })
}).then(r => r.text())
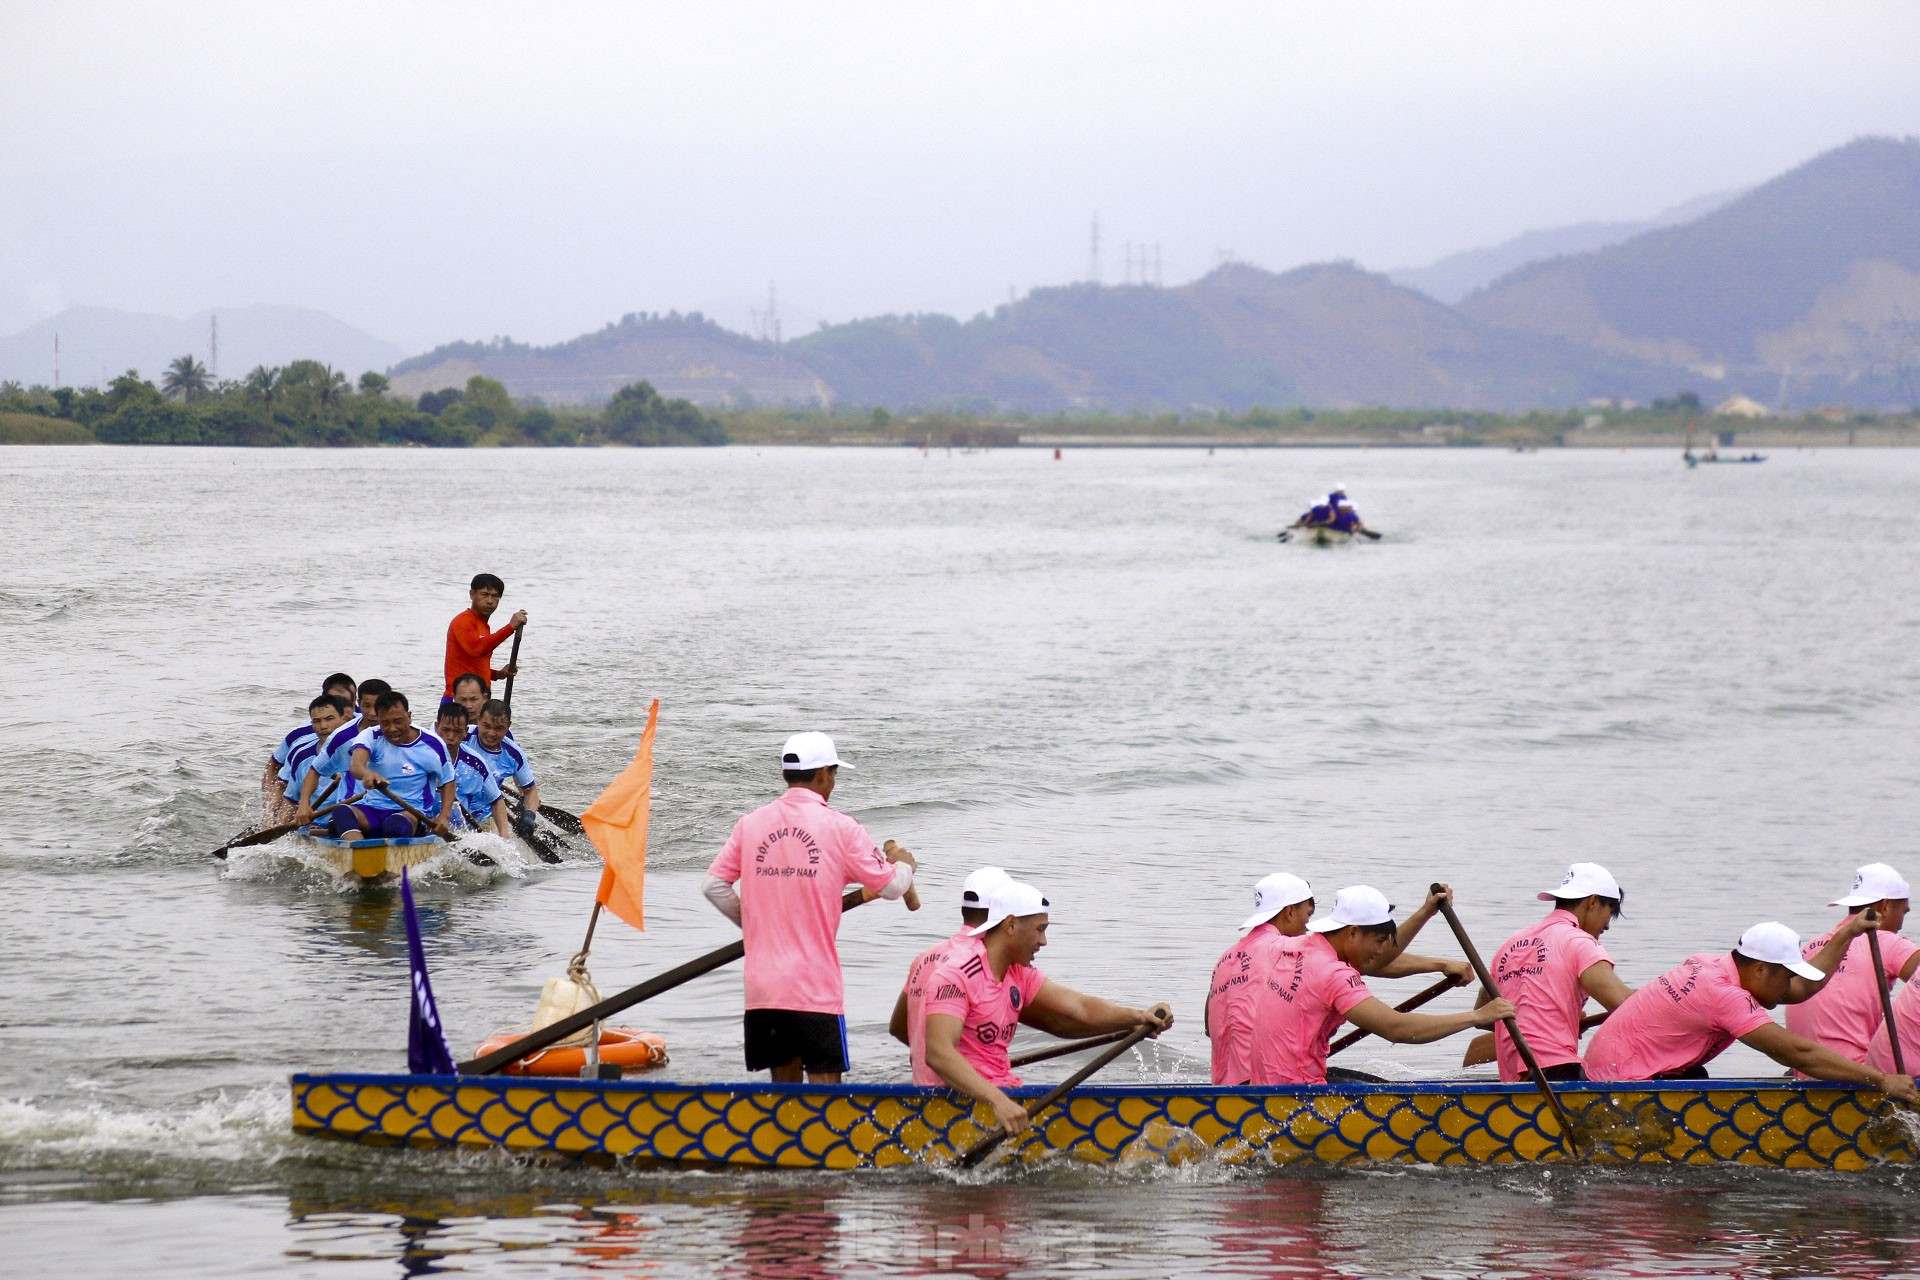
top-left (297, 834), bottom-right (444, 881)
top-left (289, 1074), bottom-right (1916, 1171)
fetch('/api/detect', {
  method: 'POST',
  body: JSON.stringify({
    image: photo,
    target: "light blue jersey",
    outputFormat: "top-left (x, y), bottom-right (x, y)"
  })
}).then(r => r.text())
top-left (304, 716), bottom-right (366, 803)
top-left (444, 746), bottom-right (504, 828)
top-left (272, 721), bottom-right (316, 779)
top-left (350, 726), bottom-right (454, 814)
top-left (466, 728), bottom-right (536, 789)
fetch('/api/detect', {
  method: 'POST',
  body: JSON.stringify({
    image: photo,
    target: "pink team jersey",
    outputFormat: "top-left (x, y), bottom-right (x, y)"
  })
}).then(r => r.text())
top-left (1207, 924), bottom-right (1290, 1085)
top-left (902, 929), bottom-right (985, 1085)
top-left (706, 787), bottom-right (901, 1015)
top-left (1489, 910), bottom-right (1614, 1081)
top-left (1246, 933), bottom-right (1375, 1085)
top-left (1584, 953), bottom-right (1772, 1081)
top-left (917, 945), bottom-right (1048, 1088)
top-left (1782, 923), bottom-right (1918, 1065)
top-left (1866, 977), bottom-right (1920, 1075)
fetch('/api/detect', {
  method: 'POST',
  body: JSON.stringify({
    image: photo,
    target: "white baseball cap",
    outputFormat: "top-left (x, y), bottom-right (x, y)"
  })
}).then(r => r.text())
top-left (961, 865), bottom-right (1014, 908)
top-left (1734, 922), bottom-right (1824, 980)
top-left (967, 880), bottom-right (1050, 935)
top-left (1540, 862), bottom-right (1625, 913)
top-left (1307, 885), bottom-right (1396, 933)
top-left (1238, 873), bottom-right (1314, 933)
top-left (1831, 863), bottom-right (1911, 908)
top-left (781, 731), bottom-right (852, 772)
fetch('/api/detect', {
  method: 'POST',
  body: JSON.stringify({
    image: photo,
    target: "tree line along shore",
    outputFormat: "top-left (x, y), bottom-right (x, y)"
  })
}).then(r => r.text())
top-left (3, 360), bottom-right (1916, 449)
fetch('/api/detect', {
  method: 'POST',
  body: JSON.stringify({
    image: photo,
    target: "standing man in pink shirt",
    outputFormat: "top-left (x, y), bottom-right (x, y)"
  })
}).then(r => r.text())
top-left (1471, 862), bottom-right (1636, 1081)
top-left (911, 881), bottom-right (1172, 1135)
top-left (1784, 863), bottom-right (1918, 1065)
top-left (1585, 920), bottom-right (1916, 1102)
top-left (1247, 886), bottom-right (1513, 1085)
top-left (703, 732), bottom-right (917, 1083)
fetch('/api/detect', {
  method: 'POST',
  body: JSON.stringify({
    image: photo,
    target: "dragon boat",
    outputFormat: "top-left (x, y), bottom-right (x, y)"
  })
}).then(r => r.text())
top-left (289, 1073), bottom-right (1917, 1171)
top-left (297, 831), bottom-right (446, 881)
top-left (1280, 525), bottom-right (1355, 546)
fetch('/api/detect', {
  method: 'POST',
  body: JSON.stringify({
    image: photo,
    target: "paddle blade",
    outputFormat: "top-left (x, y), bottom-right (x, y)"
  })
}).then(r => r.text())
top-left (580, 700), bottom-right (658, 933)
top-left (210, 819), bottom-right (295, 857)
top-left (402, 868), bottom-right (457, 1075)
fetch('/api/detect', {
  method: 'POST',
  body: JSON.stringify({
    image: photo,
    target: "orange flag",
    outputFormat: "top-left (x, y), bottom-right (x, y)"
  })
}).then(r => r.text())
top-left (580, 699), bottom-right (658, 933)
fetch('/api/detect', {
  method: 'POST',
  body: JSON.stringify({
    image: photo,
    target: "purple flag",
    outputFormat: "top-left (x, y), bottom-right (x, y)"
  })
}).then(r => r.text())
top-left (402, 868), bottom-right (457, 1075)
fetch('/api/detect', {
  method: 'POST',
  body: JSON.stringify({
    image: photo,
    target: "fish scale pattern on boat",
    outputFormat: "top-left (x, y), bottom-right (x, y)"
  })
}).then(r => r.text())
top-left (290, 1075), bottom-right (1916, 1170)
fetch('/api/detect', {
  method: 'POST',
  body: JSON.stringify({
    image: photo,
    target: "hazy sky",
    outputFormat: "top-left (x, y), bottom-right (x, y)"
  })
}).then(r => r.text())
top-left (4, 1), bottom-right (1918, 352)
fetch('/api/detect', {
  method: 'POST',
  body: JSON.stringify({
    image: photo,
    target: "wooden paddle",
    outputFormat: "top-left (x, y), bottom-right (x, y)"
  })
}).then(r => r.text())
top-left (499, 789), bottom-right (564, 863)
top-left (1863, 910), bottom-right (1907, 1077)
top-left (1430, 883), bottom-right (1582, 1157)
top-left (1463, 1009), bottom-right (1609, 1069)
top-left (505, 784), bottom-right (584, 836)
top-left (1008, 1030), bottom-right (1131, 1069)
top-left (1328, 974), bottom-right (1455, 1056)
top-left (460, 886), bottom-right (878, 1074)
top-left (1356, 527), bottom-right (1382, 541)
top-left (368, 783), bottom-right (495, 868)
top-left (211, 788), bottom-right (349, 859)
top-left (501, 623), bottom-right (524, 711)
top-left (957, 1021), bottom-right (1158, 1169)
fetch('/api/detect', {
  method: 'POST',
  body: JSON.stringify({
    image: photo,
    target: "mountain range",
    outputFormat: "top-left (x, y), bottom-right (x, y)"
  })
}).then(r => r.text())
top-left (387, 137), bottom-right (1920, 413)
top-left (1387, 189), bottom-right (1741, 305)
top-left (17, 137), bottom-right (1920, 414)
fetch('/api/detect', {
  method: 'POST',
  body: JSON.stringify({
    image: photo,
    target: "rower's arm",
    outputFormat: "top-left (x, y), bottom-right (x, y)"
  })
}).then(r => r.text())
top-left (488, 796), bottom-right (510, 838)
top-left (521, 782), bottom-right (541, 814)
top-left (1020, 982), bottom-right (1172, 1038)
top-left (924, 1013), bottom-right (1031, 1134)
top-left (1379, 885), bottom-right (1450, 968)
top-left (1343, 995), bottom-right (1508, 1045)
top-left (1740, 1022), bottom-right (1918, 1101)
top-left (348, 747), bottom-right (378, 785)
top-left (1903, 951), bottom-right (1920, 982)
top-left (1373, 952), bottom-right (1471, 985)
top-left (1788, 914), bottom-right (1868, 1003)
top-left (888, 989), bottom-right (910, 1045)
top-left (701, 873), bottom-right (743, 926)
top-left (1578, 960), bottom-right (1634, 1010)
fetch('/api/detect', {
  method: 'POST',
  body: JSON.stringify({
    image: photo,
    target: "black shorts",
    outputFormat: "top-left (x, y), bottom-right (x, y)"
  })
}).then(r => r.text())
top-left (1539, 1062), bottom-right (1586, 1082)
top-left (744, 1009), bottom-right (849, 1074)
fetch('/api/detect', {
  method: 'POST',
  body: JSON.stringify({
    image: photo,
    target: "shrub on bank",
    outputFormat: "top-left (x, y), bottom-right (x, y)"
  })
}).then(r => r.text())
top-left (0, 412), bottom-right (92, 444)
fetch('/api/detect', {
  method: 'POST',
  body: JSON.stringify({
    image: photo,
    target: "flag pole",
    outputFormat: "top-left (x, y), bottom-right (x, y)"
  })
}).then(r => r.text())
top-left (570, 894), bottom-right (607, 975)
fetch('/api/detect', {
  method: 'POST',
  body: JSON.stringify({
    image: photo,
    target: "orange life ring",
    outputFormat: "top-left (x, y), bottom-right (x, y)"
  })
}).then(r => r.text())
top-left (472, 1025), bottom-right (669, 1076)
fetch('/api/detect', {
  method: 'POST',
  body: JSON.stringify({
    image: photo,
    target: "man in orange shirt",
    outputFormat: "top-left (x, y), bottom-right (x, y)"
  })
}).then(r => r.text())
top-left (444, 573), bottom-right (527, 698)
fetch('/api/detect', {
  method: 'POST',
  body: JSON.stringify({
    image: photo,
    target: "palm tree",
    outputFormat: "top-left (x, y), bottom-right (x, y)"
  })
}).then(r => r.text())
top-left (314, 365), bottom-right (350, 413)
top-left (242, 365), bottom-right (279, 417)
top-left (161, 354), bottom-right (212, 402)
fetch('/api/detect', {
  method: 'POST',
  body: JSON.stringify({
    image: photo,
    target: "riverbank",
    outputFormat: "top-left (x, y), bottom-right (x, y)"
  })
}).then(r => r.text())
top-left (9, 404), bottom-right (1917, 449)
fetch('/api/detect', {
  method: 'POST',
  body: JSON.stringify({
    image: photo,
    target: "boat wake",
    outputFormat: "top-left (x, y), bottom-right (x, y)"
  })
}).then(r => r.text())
top-left (0, 1088), bottom-right (301, 1197)
top-left (220, 831), bottom-right (577, 894)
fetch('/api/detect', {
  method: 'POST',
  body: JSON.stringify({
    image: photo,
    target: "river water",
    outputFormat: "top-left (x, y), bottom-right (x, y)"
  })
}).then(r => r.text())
top-left (3, 444), bottom-right (1918, 1278)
